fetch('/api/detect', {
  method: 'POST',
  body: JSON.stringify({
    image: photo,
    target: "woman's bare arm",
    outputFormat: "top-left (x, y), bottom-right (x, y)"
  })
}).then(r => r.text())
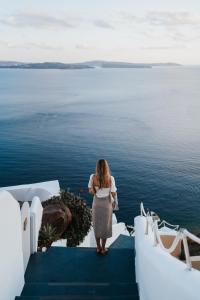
top-left (89, 188), bottom-right (95, 194)
top-left (111, 192), bottom-right (116, 197)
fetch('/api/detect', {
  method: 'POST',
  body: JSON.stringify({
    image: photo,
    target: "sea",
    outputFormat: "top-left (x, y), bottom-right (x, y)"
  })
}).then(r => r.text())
top-left (0, 67), bottom-right (200, 230)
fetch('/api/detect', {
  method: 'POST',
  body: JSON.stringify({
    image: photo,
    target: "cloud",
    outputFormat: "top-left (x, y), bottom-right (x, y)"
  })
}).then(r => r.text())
top-left (118, 10), bottom-right (200, 44)
top-left (76, 43), bottom-right (94, 50)
top-left (0, 40), bottom-right (63, 51)
top-left (140, 28), bottom-right (194, 43)
top-left (146, 11), bottom-right (200, 27)
top-left (141, 45), bottom-right (187, 50)
top-left (120, 11), bottom-right (200, 28)
top-left (0, 12), bottom-right (115, 32)
top-left (0, 40), bottom-right (18, 48)
top-left (93, 19), bottom-right (114, 29)
top-left (119, 12), bottom-right (142, 23)
top-left (0, 12), bottom-right (76, 29)
top-left (27, 42), bottom-right (64, 50)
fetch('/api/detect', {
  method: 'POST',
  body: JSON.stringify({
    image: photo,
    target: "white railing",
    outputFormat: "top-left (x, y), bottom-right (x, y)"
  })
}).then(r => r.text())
top-left (140, 202), bottom-right (147, 217)
top-left (181, 229), bottom-right (200, 269)
top-left (30, 196), bottom-right (43, 253)
top-left (158, 220), bottom-right (179, 230)
top-left (21, 202), bottom-right (31, 271)
top-left (140, 202), bottom-right (200, 270)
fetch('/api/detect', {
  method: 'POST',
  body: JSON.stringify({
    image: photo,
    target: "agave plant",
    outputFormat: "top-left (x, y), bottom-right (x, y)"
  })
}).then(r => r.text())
top-left (38, 224), bottom-right (60, 249)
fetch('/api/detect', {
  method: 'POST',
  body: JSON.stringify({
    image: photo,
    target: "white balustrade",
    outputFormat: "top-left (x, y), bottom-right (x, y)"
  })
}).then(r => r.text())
top-left (0, 191), bottom-right (24, 300)
top-left (21, 202), bottom-right (31, 271)
top-left (136, 203), bottom-right (200, 300)
top-left (30, 196), bottom-right (43, 253)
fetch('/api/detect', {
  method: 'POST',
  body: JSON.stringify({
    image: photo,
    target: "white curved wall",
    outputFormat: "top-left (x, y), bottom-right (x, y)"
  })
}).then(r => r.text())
top-left (30, 196), bottom-right (43, 253)
top-left (21, 202), bottom-right (30, 271)
top-left (0, 191), bottom-right (24, 300)
top-left (135, 216), bottom-right (200, 300)
top-left (0, 180), bottom-right (60, 202)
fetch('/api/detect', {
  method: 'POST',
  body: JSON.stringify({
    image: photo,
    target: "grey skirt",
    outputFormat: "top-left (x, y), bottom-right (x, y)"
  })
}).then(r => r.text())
top-left (92, 194), bottom-right (112, 239)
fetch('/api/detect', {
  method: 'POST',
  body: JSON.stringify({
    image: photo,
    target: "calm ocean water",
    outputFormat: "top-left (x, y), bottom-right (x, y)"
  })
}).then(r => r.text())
top-left (0, 67), bottom-right (200, 230)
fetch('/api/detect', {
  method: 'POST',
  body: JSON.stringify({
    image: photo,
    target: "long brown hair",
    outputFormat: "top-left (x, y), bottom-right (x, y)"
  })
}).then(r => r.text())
top-left (94, 159), bottom-right (111, 188)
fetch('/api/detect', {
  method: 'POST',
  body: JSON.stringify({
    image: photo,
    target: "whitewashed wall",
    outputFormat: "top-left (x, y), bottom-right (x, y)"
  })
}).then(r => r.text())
top-left (30, 196), bottom-right (43, 253)
top-left (0, 180), bottom-right (60, 202)
top-left (0, 191), bottom-right (24, 300)
top-left (21, 202), bottom-right (30, 271)
top-left (135, 216), bottom-right (200, 300)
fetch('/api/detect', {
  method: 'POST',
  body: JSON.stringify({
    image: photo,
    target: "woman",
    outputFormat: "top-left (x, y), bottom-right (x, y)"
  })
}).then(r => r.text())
top-left (88, 159), bottom-right (117, 255)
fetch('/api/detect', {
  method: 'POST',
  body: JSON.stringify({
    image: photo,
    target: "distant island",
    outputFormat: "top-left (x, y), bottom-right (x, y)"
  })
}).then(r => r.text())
top-left (0, 60), bottom-right (181, 70)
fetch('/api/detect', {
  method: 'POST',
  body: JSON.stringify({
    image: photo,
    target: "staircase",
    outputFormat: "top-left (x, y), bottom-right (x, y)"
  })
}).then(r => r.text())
top-left (16, 236), bottom-right (139, 300)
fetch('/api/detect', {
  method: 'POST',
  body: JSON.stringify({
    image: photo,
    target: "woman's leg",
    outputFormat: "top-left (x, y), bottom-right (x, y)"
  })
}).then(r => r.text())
top-left (95, 237), bottom-right (101, 252)
top-left (101, 238), bottom-right (107, 253)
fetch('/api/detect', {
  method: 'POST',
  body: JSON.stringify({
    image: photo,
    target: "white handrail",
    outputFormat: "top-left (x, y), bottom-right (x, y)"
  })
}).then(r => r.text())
top-left (158, 220), bottom-right (179, 230)
top-left (182, 232), bottom-right (192, 269)
top-left (183, 229), bottom-right (200, 245)
top-left (140, 202), bottom-right (200, 271)
top-left (153, 221), bottom-right (183, 253)
top-left (140, 202), bottom-right (147, 217)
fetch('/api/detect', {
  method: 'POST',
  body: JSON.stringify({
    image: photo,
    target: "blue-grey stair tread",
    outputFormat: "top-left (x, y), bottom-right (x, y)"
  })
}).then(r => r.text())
top-left (22, 282), bottom-right (137, 296)
top-left (16, 297), bottom-right (39, 300)
top-left (16, 295), bottom-right (138, 300)
top-left (109, 235), bottom-right (134, 249)
top-left (25, 247), bottom-right (135, 283)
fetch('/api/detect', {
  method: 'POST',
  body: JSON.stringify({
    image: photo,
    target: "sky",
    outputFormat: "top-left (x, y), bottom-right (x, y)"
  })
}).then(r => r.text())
top-left (0, 0), bottom-right (200, 64)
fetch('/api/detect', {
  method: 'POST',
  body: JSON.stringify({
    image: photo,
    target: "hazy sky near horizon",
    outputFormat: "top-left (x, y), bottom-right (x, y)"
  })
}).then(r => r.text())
top-left (0, 0), bottom-right (200, 64)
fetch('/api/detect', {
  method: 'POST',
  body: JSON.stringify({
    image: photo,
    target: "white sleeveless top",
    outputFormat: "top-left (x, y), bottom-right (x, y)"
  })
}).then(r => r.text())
top-left (88, 174), bottom-right (117, 198)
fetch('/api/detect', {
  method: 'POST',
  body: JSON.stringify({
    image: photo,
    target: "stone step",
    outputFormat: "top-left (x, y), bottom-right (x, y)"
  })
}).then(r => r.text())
top-left (109, 234), bottom-right (134, 249)
top-left (22, 282), bottom-right (138, 297)
top-left (16, 295), bottom-right (138, 300)
top-left (25, 247), bottom-right (135, 284)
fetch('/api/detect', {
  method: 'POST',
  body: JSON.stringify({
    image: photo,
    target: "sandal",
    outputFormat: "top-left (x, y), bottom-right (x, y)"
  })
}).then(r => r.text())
top-left (96, 247), bottom-right (102, 254)
top-left (101, 248), bottom-right (108, 255)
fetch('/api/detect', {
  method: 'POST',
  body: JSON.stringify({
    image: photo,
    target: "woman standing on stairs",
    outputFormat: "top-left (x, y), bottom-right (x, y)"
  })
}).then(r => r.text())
top-left (88, 159), bottom-right (117, 255)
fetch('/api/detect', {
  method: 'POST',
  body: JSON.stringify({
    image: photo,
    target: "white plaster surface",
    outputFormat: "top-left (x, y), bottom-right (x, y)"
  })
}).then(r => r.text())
top-left (135, 216), bottom-right (200, 300)
top-left (30, 196), bottom-right (43, 253)
top-left (0, 180), bottom-right (60, 202)
top-left (0, 191), bottom-right (24, 300)
top-left (21, 202), bottom-right (30, 271)
top-left (52, 239), bottom-right (67, 247)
